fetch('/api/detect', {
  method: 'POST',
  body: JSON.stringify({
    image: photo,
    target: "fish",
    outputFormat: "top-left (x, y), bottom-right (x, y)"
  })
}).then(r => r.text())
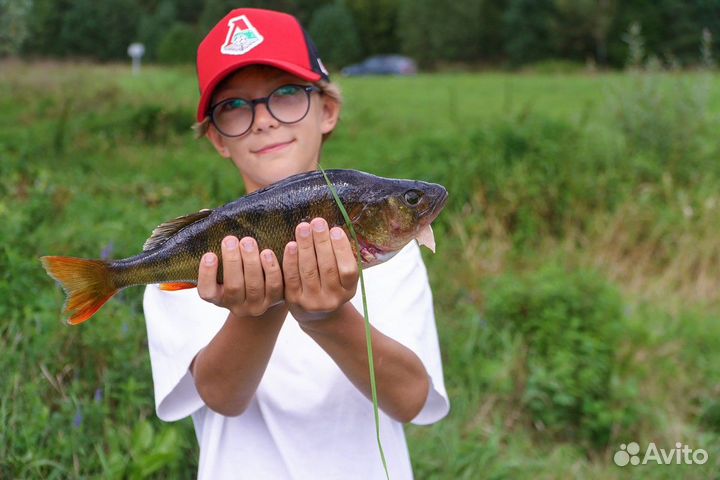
top-left (40, 169), bottom-right (449, 325)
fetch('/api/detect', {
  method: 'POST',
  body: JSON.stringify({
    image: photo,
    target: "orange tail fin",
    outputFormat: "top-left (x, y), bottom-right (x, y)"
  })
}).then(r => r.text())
top-left (40, 256), bottom-right (118, 325)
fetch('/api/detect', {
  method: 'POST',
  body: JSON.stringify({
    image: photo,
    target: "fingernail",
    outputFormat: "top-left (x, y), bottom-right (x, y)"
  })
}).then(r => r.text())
top-left (288, 242), bottom-right (298, 254)
top-left (330, 228), bottom-right (343, 240)
top-left (224, 237), bottom-right (238, 249)
top-left (312, 220), bottom-right (326, 232)
top-left (299, 224), bottom-right (311, 238)
top-left (263, 251), bottom-right (273, 264)
top-left (241, 239), bottom-right (254, 252)
top-left (204, 253), bottom-right (215, 266)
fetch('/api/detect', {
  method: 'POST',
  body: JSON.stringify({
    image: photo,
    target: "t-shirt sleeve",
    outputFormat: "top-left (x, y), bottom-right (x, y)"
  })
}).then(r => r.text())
top-left (356, 242), bottom-right (450, 425)
top-left (143, 284), bottom-right (227, 422)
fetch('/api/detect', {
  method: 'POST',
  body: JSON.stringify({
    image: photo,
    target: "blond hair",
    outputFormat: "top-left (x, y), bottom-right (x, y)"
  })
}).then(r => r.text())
top-left (192, 73), bottom-right (343, 143)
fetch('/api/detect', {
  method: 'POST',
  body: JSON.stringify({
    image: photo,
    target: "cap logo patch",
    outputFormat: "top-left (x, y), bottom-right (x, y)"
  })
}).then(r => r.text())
top-left (221, 15), bottom-right (264, 55)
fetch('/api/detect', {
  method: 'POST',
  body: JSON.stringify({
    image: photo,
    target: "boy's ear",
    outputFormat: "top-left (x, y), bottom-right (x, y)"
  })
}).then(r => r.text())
top-left (206, 126), bottom-right (231, 158)
top-left (320, 95), bottom-right (341, 135)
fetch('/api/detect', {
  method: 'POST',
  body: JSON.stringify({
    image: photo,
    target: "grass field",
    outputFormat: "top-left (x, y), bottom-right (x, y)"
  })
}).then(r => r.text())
top-left (2, 60), bottom-right (720, 478)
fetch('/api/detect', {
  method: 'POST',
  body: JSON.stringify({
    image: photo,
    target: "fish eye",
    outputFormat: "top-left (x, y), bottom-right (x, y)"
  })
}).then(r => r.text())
top-left (403, 190), bottom-right (422, 206)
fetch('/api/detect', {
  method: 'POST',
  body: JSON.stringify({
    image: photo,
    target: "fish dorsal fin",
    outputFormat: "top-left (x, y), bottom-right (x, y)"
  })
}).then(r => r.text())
top-left (143, 209), bottom-right (212, 251)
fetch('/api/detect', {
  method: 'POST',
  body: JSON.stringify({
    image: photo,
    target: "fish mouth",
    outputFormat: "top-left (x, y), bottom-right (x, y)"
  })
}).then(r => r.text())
top-left (419, 187), bottom-right (449, 224)
top-left (414, 187), bottom-right (447, 253)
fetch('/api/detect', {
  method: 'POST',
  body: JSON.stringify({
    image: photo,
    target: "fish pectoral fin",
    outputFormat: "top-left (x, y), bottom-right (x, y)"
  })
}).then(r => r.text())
top-left (143, 209), bottom-right (213, 251)
top-left (159, 282), bottom-right (197, 291)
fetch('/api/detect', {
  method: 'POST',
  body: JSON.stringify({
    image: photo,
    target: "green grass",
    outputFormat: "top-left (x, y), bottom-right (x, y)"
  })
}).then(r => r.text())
top-left (2, 60), bottom-right (720, 478)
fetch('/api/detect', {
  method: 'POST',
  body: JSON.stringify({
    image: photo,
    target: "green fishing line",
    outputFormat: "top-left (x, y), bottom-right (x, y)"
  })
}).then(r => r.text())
top-left (319, 167), bottom-right (390, 480)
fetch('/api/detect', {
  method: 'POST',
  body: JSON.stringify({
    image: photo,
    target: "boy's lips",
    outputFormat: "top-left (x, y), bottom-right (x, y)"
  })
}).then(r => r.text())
top-left (252, 140), bottom-right (294, 155)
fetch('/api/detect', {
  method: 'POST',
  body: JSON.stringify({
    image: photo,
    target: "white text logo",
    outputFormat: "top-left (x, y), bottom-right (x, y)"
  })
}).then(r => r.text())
top-left (613, 442), bottom-right (708, 466)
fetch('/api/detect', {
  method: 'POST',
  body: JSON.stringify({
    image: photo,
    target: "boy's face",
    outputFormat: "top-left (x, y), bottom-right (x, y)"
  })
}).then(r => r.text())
top-left (206, 67), bottom-right (340, 193)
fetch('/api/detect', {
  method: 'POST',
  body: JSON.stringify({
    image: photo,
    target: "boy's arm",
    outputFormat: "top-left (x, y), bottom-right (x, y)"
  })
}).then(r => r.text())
top-left (299, 304), bottom-right (430, 423)
top-left (190, 235), bottom-right (287, 417)
top-left (283, 219), bottom-right (430, 423)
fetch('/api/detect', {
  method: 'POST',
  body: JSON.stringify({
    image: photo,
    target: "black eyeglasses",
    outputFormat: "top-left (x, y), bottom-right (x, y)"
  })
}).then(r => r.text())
top-left (209, 84), bottom-right (321, 137)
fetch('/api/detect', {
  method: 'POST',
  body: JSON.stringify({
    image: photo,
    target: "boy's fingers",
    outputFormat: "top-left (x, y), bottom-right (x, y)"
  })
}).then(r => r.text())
top-left (197, 252), bottom-right (220, 302)
top-left (239, 237), bottom-right (263, 303)
top-left (310, 218), bottom-right (339, 289)
top-left (221, 236), bottom-right (245, 302)
top-left (282, 242), bottom-right (301, 300)
top-left (261, 249), bottom-right (283, 301)
top-left (295, 222), bottom-right (320, 292)
top-left (330, 227), bottom-right (358, 290)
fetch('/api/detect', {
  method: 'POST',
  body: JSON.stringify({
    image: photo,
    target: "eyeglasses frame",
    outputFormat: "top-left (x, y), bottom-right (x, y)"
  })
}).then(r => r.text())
top-left (209, 84), bottom-right (321, 137)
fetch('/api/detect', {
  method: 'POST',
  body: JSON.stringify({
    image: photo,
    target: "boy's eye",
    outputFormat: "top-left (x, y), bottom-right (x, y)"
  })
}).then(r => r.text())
top-left (220, 99), bottom-right (250, 111)
top-left (274, 85), bottom-right (302, 97)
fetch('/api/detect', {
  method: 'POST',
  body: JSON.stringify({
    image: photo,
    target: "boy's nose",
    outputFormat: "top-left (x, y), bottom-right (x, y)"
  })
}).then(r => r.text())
top-left (251, 103), bottom-right (279, 132)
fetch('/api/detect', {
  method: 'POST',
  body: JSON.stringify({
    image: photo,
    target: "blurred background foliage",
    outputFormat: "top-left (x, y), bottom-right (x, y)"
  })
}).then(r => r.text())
top-left (2, 57), bottom-right (720, 477)
top-left (1, 0), bottom-right (720, 68)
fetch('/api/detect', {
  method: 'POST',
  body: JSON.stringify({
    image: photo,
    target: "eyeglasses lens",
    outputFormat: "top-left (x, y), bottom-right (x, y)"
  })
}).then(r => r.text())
top-left (214, 99), bottom-right (252, 137)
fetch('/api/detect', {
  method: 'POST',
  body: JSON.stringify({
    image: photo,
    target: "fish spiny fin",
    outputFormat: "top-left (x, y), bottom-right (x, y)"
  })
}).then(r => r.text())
top-left (143, 209), bottom-right (212, 251)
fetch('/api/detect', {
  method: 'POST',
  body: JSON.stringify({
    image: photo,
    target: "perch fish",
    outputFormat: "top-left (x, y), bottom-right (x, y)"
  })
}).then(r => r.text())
top-left (41, 169), bottom-right (448, 324)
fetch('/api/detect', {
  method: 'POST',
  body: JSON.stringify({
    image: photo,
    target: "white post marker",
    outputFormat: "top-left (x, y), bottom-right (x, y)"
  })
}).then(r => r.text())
top-left (127, 43), bottom-right (145, 75)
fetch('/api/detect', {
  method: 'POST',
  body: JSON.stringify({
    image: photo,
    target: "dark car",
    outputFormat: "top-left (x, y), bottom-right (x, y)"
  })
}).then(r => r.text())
top-left (341, 55), bottom-right (418, 76)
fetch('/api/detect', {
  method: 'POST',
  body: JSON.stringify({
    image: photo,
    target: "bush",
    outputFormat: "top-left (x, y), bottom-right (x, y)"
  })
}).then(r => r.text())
top-left (59, 0), bottom-right (141, 61)
top-left (700, 400), bottom-right (720, 434)
top-left (484, 266), bottom-right (625, 448)
top-left (609, 70), bottom-right (715, 182)
top-left (503, 0), bottom-right (557, 66)
top-left (156, 23), bottom-right (198, 64)
top-left (138, 0), bottom-right (178, 61)
top-left (608, 22), bottom-right (719, 186)
top-left (397, 112), bottom-right (617, 247)
top-left (123, 104), bottom-right (193, 142)
top-left (308, 2), bottom-right (362, 69)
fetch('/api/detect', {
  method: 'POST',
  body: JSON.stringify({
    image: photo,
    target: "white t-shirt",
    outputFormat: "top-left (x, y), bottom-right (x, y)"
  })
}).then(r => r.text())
top-left (143, 241), bottom-right (449, 480)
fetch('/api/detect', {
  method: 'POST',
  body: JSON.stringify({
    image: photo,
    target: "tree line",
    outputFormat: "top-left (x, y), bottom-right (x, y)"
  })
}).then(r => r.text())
top-left (2, 0), bottom-right (719, 69)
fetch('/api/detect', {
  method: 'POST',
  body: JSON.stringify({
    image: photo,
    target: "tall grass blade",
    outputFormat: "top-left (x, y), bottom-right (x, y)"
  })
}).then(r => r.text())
top-left (319, 167), bottom-right (390, 479)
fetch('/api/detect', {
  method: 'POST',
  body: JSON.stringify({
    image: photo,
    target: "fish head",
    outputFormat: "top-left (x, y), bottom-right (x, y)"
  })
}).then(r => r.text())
top-left (349, 177), bottom-right (448, 267)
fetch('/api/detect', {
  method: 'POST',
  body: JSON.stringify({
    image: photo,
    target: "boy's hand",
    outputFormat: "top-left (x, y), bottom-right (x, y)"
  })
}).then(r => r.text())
top-left (197, 235), bottom-right (284, 318)
top-left (282, 218), bottom-right (359, 323)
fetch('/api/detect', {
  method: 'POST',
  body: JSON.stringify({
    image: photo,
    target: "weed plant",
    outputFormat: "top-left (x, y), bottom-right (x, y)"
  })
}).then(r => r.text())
top-left (2, 59), bottom-right (720, 478)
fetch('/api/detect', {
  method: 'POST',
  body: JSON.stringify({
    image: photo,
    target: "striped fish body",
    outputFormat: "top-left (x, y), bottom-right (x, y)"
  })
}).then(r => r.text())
top-left (41, 169), bottom-right (448, 324)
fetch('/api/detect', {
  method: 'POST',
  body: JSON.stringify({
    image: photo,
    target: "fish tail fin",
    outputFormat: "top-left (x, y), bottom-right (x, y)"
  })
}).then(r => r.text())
top-left (40, 256), bottom-right (118, 325)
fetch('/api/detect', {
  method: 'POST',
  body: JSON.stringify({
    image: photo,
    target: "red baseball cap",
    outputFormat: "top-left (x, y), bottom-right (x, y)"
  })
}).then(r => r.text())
top-left (196, 8), bottom-right (330, 121)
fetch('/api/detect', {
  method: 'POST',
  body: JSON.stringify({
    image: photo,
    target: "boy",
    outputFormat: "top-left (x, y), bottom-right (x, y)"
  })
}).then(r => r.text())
top-left (143, 8), bottom-right (449, 479)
